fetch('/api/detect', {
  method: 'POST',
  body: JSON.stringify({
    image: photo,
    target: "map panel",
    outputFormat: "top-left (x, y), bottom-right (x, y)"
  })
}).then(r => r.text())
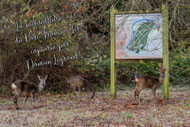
top-left (115, 13), bottom-right (163, 59)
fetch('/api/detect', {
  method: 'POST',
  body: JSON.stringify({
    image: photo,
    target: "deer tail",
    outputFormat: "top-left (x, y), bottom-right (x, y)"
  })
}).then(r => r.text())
top-left (11, 83), bottom-right (17, 89)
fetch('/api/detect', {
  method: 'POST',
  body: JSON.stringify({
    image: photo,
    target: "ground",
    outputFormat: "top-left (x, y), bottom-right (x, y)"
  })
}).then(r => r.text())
top-left (0, 87), bottom-right (190, 127)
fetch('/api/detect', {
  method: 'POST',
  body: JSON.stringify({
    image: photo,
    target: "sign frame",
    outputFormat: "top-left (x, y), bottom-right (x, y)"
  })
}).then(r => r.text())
top-left (110, 4), bottom-right (169, 99)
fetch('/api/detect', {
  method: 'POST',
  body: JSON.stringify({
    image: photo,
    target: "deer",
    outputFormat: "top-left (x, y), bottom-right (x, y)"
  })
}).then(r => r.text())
top-left (134, 65), bottom-right (166, 100)
top-left (66, 75), bottom-right (95, 99)
top-left (11, 75), bottom-right (48, 109)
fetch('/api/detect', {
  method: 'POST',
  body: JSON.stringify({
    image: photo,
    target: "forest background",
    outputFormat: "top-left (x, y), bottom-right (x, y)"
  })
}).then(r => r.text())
top-left (0, 0), bottom-right (189, 96)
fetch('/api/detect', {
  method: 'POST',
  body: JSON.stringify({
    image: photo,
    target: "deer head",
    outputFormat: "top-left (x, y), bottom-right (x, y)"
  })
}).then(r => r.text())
top-left (38, 75), bottom-right (48, 92)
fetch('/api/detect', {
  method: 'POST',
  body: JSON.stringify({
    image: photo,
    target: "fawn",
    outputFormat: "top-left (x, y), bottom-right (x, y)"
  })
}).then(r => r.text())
top-left (134, 65), bottom-right (166, 100)
top-left (66, 75), bottom-right (95, 99)
top-left (11, 75), bottom-right (48, 109)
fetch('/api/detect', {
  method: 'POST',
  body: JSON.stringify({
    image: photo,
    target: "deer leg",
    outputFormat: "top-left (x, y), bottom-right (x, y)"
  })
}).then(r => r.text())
top-left (134, 85), bottom-right (144, 101)
top-left (73, 87), bottom-right (78, 99)
top-left (73, 92), bottom-right (77, 98)
top-left (78, 86), bottom-right (81, 98)
top-left (152, 88), bottom-right (157, 99)
top-left (31, 93), bottom-right (35, 108)
top-left (78, 86), bottom-right (81, 93)
top-left (13, 95), bottom-right (18, 106)
top-left (134, 89), bottom-right (140, 100)
top-left (134, 87), bottom-right (141, 100)
top-left (86, 85), bottom-right (95, 99)
top-left (68, 91), bottom-right (73, 99)
top-left (24, 96), bottom-right (29, 103)
top-left (89, 91), bottom-right (95, 99)
top-left (134, 89), bottom-right (138, 99)
top-left (13, 92), bottom-right (22, 109)
top-left (13, 95), bottom-right (16, 102)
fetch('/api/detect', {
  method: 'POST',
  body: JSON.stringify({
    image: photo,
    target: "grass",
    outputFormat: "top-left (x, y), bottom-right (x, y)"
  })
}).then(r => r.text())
top-left (0, 87), bottom-right (189, 126)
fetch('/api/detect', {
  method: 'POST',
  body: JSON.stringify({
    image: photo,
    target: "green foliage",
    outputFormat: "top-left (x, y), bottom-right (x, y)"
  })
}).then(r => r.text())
top-left (123, 113), bottom-right (133, 119)
top-left (169, 50), bottom-right (190, 85)
top-left (0, 85), bottom-right (11, 97)
top-left (115, 48), bottom-right (189, 87)
top-left (0, 0), bottom-right (189, 95)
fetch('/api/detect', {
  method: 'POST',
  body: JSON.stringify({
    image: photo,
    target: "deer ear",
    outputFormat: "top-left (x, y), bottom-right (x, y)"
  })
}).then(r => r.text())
top-left (45, 75), bottom-right (48, 80)
top-left (38, 75), bottom-right (41, 80)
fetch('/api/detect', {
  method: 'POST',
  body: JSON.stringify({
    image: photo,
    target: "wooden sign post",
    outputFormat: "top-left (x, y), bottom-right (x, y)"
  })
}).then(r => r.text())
top-left (110, 4), bottom-right (169, 99)
top-left (162, 4), bottom-right (169, 99)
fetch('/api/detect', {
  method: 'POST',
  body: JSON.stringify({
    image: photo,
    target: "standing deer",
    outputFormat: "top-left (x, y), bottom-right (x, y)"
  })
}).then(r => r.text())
top-left (134, 65), bottom-right (166, 100)
top-left (66, 75), bottom-right (95, 99)
top-left (11, 75), bottom-right (48, 109)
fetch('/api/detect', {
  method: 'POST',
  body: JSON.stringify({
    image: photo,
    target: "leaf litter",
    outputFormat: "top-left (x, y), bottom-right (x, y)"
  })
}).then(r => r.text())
top-left (0, 87), bottom-right (189, 126)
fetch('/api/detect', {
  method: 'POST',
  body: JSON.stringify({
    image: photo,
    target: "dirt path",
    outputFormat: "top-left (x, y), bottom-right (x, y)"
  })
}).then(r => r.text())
top-left (0, 88), bottom-right (190, 127)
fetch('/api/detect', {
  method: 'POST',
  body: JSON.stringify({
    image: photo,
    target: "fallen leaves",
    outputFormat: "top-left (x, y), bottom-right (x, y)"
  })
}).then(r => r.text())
top-left (0, 88), bottom-right (190, 126)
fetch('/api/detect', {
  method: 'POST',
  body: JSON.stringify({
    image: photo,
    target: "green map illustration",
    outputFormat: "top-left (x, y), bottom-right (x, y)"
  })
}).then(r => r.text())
top-left (125, 19), bottom-right (160, 54)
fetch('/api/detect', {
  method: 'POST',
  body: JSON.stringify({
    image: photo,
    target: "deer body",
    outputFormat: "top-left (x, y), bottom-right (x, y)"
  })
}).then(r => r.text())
top-left (67, 75), bottom-right (95, 99)
top-left (12, 80), bottom-right (37, 96)
top-left (11, 75), bottom-right (48, 109)
top-left (134, 66), bottom-right (165, 100)
top-left (67, 75), bottom-right (84, 93)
